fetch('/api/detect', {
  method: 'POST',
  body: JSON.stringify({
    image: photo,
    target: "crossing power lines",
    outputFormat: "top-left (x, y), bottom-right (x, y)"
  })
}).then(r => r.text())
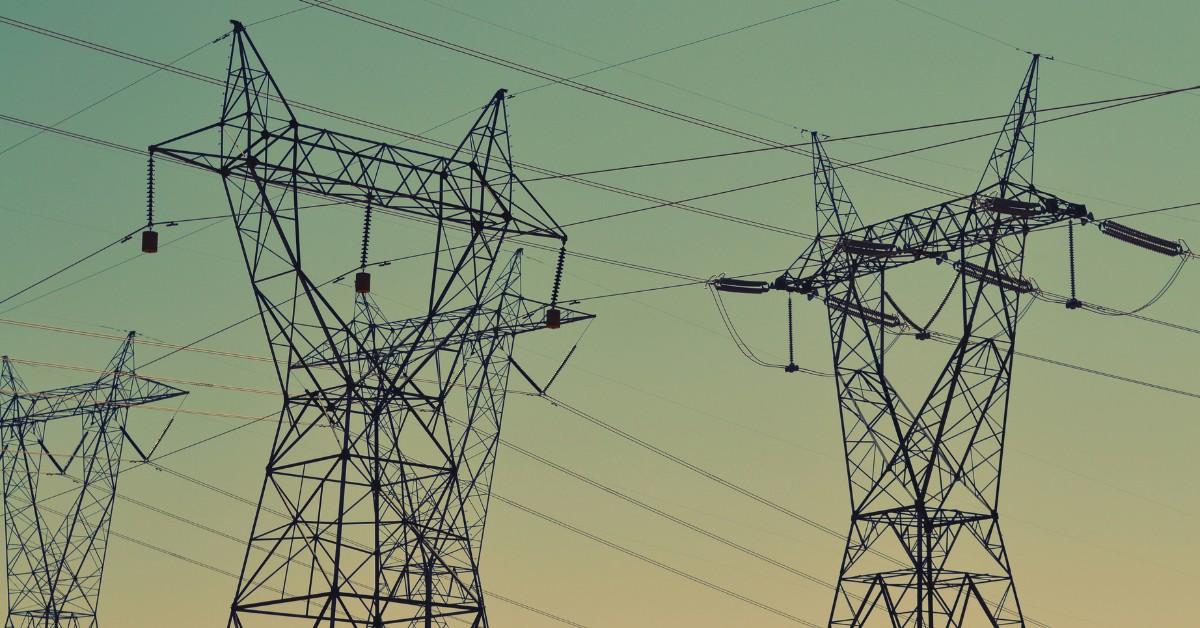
top-left (0, 6), bottom-right (1197, 628)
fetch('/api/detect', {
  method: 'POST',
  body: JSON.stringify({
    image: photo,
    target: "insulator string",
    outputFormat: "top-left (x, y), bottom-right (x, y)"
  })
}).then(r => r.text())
top-left (359, 198), bottom-right (373, 269)
top-left (146, 155), bottom-right (155, 227)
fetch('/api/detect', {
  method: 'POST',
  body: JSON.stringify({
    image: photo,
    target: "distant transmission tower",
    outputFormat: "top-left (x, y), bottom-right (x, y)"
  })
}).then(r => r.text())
top-left (1, 334), bottom-right (187, 628)
top-left (718, 55), bottom-right (1092, 626)
top-left (148, 21), bottom-right (590, 627)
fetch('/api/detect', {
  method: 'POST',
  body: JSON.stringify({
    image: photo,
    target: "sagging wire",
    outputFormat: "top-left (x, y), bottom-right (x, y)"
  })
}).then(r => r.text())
top-left (0, 227), bottom-right (143, 309)
top-left (707, 278), bottom-right (830, 376)
top-left (709, 281), bottom-right (783, 369)
top-left (884, 270), bottom-right (1035, 344)
top-left (1036, 255), bottom-right (1188, 318)
top-left (884, 275), bottom-right (958, 341)
top-left (511, 316), bottom-right (595, 396)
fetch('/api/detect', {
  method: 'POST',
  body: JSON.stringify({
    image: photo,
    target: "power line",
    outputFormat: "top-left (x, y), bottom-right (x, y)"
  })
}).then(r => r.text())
top-left (530, 393), bottom-right (1050, 627)
top-left (0, 14), bottom-right (1190, 619)
top-left (492, 494), bottom-right (820, 626)
top-left (892, 0), bottom-right (1026, 52)
top-left (510, 0), bottom-right (845, 98)
top-left (556, 87), bottom-right (1199, 227)
top-left (6, 11), bottom-right (1190, 245)
top-left (17, 359), bottom-right (839, 596)
top-left (385, 0), bottom-right (847, 139)
top-left (4, 357), bottom-right (275, 396)
top-left (0, 121), bottom-right (1192, 392)
top-left (0, 15), bottom-right (814, 240)
top-left (891, 1), bottom-right (1200, 104)
top-left (524, 85), bottom-right (1200, 182)
top-left (96, 424), bottom-right (800, 625)
top-left (1, 308), bottom-right (1165, 628)
top-left (17, 386), bottom-right (586, 628)
top-left (2, 342), bottom-right (1124, 628)
top-left (302, 0), bottom-right (970, 198)
top-left (478, 418), bottom-right (836, 591)
top-left (0, 41), bottom-right (216, 159)
top-left (4, 209), bottom-right (1198, 403)
top-left (0, 0), bottom-right (326, 157)
top-left (0, 226), bottom-right (140, 307)
top-left (146, 454), bottom-right (799, 625)
top-left (98, 502), bottom-right (587, 627)
top-left (1108, 200), bottom-right (1200, 221)
top-left (14, 11), bottom-right (1188, 246)
top-left (421, 0), bottom-right (843, 130)
top-left (539, 393), bottom-right (850, 542)
top-left (0, 114), bottom-right (710, 293)
top-left (0, 221), bottom-right (223, 316)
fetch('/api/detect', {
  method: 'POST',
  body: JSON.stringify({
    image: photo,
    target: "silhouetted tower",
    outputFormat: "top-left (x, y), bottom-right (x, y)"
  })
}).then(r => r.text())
top-left (148, 21), bottom-right (590, 627)
top-left (715, 56), bottom-right (1094, 626)
top-left (1, 335), bottom-right (186, 628)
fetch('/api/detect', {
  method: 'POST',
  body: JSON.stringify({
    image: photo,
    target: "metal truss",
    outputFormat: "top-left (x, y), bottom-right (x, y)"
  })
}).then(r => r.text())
top-left (771, 56), bottom-right (1088, 626)
top-left (150, 21), bottom-right (591, 627)
top-left (1, 334), bottom-right (186, 628)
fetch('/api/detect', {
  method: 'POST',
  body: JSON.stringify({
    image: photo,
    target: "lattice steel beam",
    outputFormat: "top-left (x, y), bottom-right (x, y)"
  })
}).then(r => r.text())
top-left (149, 21), bottom-right (590, 628)
top-left (1, 334), bottom-right (186, 628)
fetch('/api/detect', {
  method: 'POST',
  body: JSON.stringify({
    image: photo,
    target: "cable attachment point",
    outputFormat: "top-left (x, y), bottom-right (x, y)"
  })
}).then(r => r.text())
top-left (141, 154), bottom-right (158, 253)
top-left (547, 243), bottom-right (566, 329)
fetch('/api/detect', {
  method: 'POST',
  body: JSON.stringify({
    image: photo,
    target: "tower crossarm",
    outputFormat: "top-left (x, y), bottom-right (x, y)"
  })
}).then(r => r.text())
top-left (151, 108), bottom-right (564, 241)
top-left (293, 298), bottom-right (593, 369)
top-left (775, 184), bottom-right (1089, 295)
top-left (15, 376), bottom-right (186, 425)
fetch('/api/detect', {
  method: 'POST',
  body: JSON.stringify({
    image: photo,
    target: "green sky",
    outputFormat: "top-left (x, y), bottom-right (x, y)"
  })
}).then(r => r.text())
top-left (1, 0), bottom-right (1198, 626)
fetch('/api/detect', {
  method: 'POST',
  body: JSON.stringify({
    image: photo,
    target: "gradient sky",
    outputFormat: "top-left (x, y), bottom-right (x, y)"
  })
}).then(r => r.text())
top-left (1, 1), bottom-right (1198, 626)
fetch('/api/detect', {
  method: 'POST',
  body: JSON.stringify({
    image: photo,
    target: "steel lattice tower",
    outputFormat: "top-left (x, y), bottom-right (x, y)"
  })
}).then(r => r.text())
top-left (754, 56), bottom-right (1093, 626)
top-left (149, 21), bottom-right (590, 627)
top-left (1, 334), bottom-right (187, 628)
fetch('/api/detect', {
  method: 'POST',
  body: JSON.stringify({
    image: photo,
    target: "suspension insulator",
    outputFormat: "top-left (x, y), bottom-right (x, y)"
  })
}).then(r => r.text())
top-left (1098, 220), bottom-right (1184, 256)
top-left (546, 308), bottom-right (562, 329)
top-left (713, 277), bottom-right (770, 294)
top-left (839, 238), bottom-right (900, 258)
top-left (141, 230), bottom-right (159, 254)
top-left (955, 261), bottom-right (1036, 294)
top-left (979, 196), bottom-right (1039, 217)
top-left (354, 271), bottom-right (371, 294)
top-left (824, 295), bottom-right (902, 327)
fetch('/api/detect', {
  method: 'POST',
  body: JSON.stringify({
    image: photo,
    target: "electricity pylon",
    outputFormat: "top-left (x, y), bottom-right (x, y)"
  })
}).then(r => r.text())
top-left (1, 334), bottom-right (186, 628)
top-left (149, 21), bottom-right (591, 627)
top-left (718, 56), bottom-right (1092, 626)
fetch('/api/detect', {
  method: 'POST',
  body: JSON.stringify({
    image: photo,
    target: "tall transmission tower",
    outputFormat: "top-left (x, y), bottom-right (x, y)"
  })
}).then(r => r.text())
top-left (1, 334), bottom-right (187, 628)
top-left (718, 56), bottom-right (1092, 626)
top-left (148, 21), bottom-right (591, 627)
